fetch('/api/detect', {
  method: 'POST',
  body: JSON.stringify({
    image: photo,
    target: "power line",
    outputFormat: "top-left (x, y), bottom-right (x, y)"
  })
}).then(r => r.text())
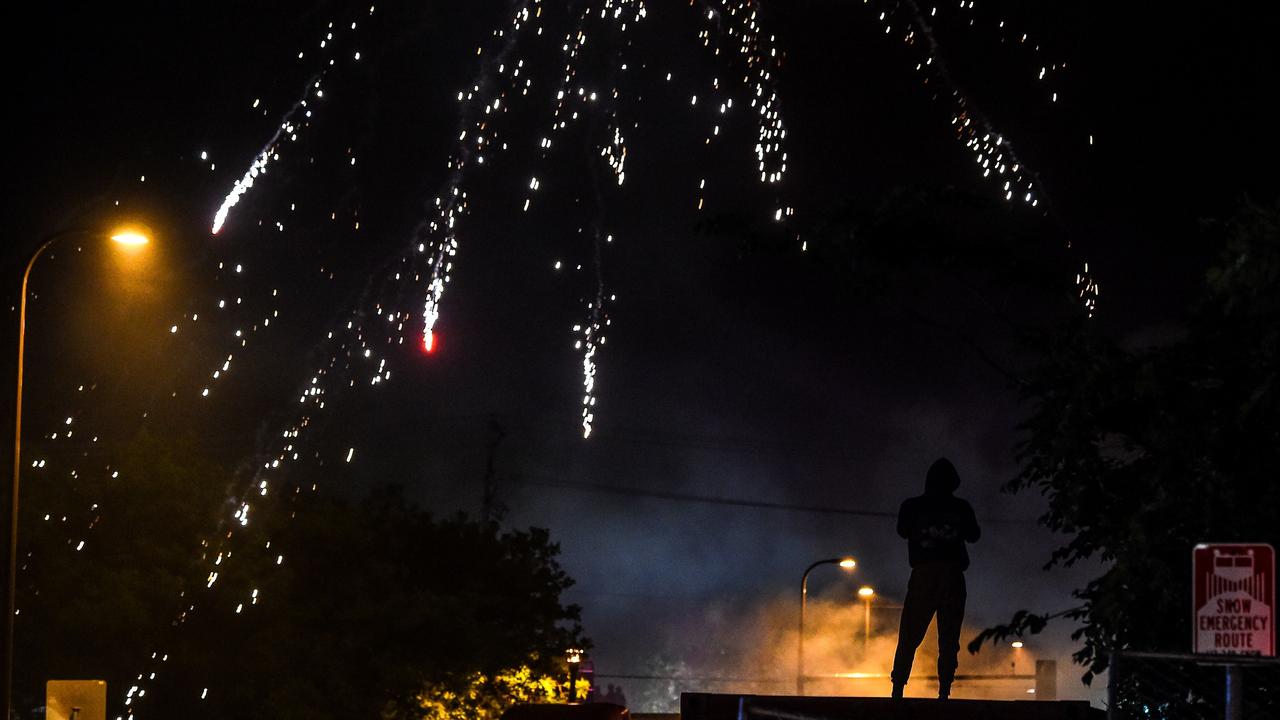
top-left (570, 590), bottom-right (905, 609)
top-left (515, 474), bottom-right (1037, 524)
top-left (519, 475), bottom-right (896, 519)
top-left (416, 412), bottom-right (872, 462)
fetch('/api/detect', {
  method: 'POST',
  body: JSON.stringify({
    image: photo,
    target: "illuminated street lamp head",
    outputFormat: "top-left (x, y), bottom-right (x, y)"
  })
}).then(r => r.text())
top-left (1011, 641), bottom-right (1025, 649)
top-left (858, 586), bottom-right (875, 598)
top-left (109, 226), bottom-right (151, 247)
top-left (566, 648), bottom-right (583, 664)
top-left (838, 558), bottom-right (856, 569)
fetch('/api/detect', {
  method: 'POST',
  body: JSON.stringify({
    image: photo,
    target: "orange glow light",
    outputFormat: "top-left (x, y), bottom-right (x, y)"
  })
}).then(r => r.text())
top-left (109, 228), bottom-right (151, 246)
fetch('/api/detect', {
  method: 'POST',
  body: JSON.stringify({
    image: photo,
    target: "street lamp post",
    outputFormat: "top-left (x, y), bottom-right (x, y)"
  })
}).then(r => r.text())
top-left (857, 586), bottom-right (875, 654)
top-left (566, 648), bottom-right (583, 703)
top-left (3, 226), bottom-right (150, 720)
top-left (797, 557), bottom-right (855, 696)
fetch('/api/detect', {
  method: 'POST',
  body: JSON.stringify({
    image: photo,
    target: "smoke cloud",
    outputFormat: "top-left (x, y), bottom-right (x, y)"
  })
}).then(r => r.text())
top-left (603, 593), bottom-right (1045, 712)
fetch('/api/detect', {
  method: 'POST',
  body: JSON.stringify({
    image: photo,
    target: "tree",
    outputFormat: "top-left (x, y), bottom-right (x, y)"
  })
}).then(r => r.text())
top-left (19, 424), bottom-right (586, 720)
top-left (17, 429), bottom-right (234, 716)
top-left (148, 484), bottom-right (587, 720)
top-left (969, 201), bottom-right (1280, 685)
top-left (415, 665), bottom-right (588, 720)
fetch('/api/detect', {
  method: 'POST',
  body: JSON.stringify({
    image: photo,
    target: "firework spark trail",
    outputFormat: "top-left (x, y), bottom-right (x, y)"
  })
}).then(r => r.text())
top-left (947, 0), bottom-right (1071, 103)
top-left (890, 0), bottom-right (1043, 207)
top-left (569, 0), bottom-right (791, 436)
top-left (576, 15), bottom-right (635, 438)
top-left (209, 7), bottom-right (373, 235)
top-left (577, 221), bottom-right (607, 439)
top-left (694, 0), bottom-right (795, 238)
top-left (538, 1), bottom-right (641, 438)
top-left (717, 1), bottom-right (789, 191)
top-left (411, 0), bottom-right (638, 439)
top-left (210, 72), bottom-right (327, 235)
top-left (416, 0), bottom-right (539, 353)
top-left (930, 1), bottom-right (1098, 313)
top-left (888, 0), bottom-right (1099, 315)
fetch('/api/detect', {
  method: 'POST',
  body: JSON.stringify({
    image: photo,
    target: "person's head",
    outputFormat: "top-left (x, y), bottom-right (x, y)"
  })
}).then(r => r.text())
top-left (925, 457), bottom-right (960, 495)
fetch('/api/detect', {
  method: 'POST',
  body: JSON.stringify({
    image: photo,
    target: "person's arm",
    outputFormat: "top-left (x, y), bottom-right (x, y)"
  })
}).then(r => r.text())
top-left (962, 500), bottom-right (981, 543)
top-left (897, 499), bottom-right (913, 539)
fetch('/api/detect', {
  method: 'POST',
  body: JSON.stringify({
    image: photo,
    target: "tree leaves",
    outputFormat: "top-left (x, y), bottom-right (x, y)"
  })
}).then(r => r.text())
top-left (974, 200), bottom-right (1280, 684)
top-left (21, 455), bottom-right (587, 720)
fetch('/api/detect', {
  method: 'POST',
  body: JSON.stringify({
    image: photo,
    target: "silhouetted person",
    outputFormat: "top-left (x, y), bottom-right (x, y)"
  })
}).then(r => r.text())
top-left (890, 457), bottom-right (980, 700)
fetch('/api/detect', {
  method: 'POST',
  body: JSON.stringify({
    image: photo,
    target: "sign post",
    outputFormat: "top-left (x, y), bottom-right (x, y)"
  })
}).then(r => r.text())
top-left (1193, 543), bottom-right (1275, 656)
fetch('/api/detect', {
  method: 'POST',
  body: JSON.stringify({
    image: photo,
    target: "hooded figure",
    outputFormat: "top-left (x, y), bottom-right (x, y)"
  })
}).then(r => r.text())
top-left (890, 457), bottom-right (980, 699)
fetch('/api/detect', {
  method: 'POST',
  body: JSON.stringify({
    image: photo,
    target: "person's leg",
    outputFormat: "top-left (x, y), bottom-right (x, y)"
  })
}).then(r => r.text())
top-left (934, 569), bottom-right (967, 699)
top-left (891, 567), bottom-right (939, 697)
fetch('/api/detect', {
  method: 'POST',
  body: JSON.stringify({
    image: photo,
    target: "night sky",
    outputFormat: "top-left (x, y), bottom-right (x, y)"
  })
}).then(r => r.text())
top-left (5, 0), bottom-right (1279, 710)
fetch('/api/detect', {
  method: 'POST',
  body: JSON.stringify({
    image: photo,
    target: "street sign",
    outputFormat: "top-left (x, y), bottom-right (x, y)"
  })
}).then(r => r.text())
top-left (1193, 543), bottom-right (1275, 656)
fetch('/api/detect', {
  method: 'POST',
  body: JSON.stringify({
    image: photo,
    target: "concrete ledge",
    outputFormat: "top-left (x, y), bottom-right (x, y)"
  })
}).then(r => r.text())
top-left (680, 693), bottom-right (1103, 720)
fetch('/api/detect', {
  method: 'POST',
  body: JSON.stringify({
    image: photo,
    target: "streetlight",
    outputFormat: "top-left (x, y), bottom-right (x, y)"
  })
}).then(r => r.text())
top-left (797, 557), bottom-right (856, 696)
top-left (4, 224), bottom-right (152, 720)
top-left (566, 647), bottom-right (583, 703)
top-left (109, 229), bottom-right (150, 246)
top-left (857, 586), bottom-right (875, 654)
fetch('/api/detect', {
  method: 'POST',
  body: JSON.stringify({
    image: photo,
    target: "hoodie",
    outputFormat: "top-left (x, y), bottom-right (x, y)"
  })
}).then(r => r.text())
top-left (896, 458), bottom-right (981, 570)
